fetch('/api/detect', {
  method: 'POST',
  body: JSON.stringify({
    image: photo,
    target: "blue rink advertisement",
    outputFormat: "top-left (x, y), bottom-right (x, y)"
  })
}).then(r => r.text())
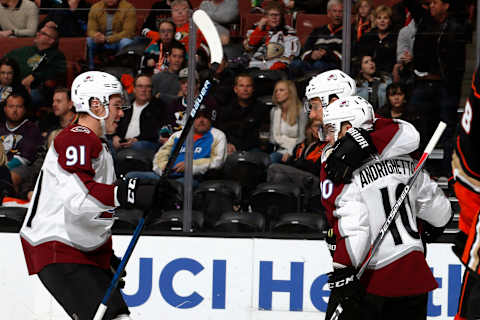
top-left (0, 234), bottom-right (463, 319)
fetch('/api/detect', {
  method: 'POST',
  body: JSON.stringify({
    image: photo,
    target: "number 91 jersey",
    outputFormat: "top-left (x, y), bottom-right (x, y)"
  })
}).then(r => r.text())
top-left (321, 156), bottom-right (451, 297)
top-left (20, 124), bottom-right (117, 275)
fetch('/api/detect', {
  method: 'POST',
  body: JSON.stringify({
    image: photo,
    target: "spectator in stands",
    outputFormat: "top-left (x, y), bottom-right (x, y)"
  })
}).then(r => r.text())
top-left (353, 0), bottom-right (374, 42)
top-left (0, 142), bottom-right (12, 193)
top-left (142, 19), bottom-right (183, 74)
top-left (0, 90), bottom-right (42, 193)
top-left (243, 1), bottom-right (300, 71)
top-left (0, 57), bottom-right (21, 105)
top-left (405, 0), bottom-right (467, 177)
top-left (152, 41), bottom-right (185, 103)
top-left (153, 104), bottom-right (227, 185)
top-left (269, 80), bottom-right (307, 163)
top-left (142, 0), bottom-right (172, 32)
top-left (51, 87), bottom-right (78, 130)
top-left (377, 82), bottom-right (419, 127)
top-left (199, 0), bottom-right (239, 45)
top-left (217, 73), bottom-right (269, 155)
top-left (290, 0), bottom-right (344, 77)
top-left (161, 67), bottom-right (217, 136)
top-left (354, 54), bottom-right (392, 111)
top-left (5, 22), bottom-right (67, 109)
top-left (112, 74), bottom-right (161, 152)
top-left (267, 118), bottom-right (324, 189)
top-left (0, 0), bottom-right (39, 38)
top-left (86, 0), bottom-right (136, 70)
top-left (171, 0), bottom-right (205, 52)
top-left (356, 5), bottom-right (397, 75)
top-left (42, 0), bottom-right (91, 37)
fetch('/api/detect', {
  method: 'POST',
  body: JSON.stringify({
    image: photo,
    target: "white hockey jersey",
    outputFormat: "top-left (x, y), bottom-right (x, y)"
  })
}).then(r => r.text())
top-left (20, 124), bottom-right (118, 275)
top-left (321, 117), bottom-right (452, 296)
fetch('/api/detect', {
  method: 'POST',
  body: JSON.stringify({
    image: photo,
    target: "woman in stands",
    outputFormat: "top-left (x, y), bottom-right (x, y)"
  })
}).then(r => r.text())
top-left (356, 5), bottom-right (398, 75)
top-left (353, 0), bottom-right (374, 42)
top-left (269, 80), bottom-right (307, 163)
top-left (0, 57), bottom-right (21, 104)
top-left (355, 54), bottom-right (392, 111)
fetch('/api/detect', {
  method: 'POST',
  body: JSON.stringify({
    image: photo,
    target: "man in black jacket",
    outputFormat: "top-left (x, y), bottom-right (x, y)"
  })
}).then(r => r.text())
top-left (405, 0), bottom-right (467, 177)
top-left (217, 73), bottom-right (269, 155)
top-left (112, 74), bottom-right (162, 152)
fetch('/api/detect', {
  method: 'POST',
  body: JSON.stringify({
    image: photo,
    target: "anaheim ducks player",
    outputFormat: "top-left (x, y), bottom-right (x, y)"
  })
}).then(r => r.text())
top-left (320, 96), bottom-right (452, 320)
top-left (20, 71), bottom-right (159, 320)
top-left (243, 2), bottom-right (300, 70)
top-left (452, 65), bottom-right (480, 320)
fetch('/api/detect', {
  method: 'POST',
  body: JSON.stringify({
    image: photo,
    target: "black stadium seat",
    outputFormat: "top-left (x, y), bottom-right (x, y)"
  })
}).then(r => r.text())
top-left (271, 212), bottom-right (327, 234)
top-left (214, 211), bottom-right (265, 233)
top-left (147, 210), bottom-right (204, 232)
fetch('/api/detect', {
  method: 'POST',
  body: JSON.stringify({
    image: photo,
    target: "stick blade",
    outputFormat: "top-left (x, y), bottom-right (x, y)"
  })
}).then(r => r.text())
top-left (193, 9), bottom-right (224, 65)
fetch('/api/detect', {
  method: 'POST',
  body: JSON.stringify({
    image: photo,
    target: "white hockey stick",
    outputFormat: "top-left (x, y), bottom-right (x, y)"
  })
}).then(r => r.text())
top-left (93, 10), bottom-right (223, 320)
top-left (329, 121), bottom-right (447, 320)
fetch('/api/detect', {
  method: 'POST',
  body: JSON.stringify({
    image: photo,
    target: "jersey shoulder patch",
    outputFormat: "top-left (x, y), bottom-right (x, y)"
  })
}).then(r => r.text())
top-left (70, 126), bottom-right (91, 134)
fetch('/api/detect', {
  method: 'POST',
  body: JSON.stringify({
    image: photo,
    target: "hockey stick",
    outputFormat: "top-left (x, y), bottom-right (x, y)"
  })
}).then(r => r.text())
top-left (93, 10), bottom-right (223, 320)
top-left (329, 121), bottom-right (447, 320)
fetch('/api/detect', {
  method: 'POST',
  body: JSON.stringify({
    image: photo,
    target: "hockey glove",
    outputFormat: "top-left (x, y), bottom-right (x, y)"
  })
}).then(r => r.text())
top-left (325, 128), bottom-right (377, 184)
top-left (110, 253), bottom-right (126, 289)
top-left (326, 267), bottom-right (365, 320)
top-left (115, 177), bottom-right (158, 211)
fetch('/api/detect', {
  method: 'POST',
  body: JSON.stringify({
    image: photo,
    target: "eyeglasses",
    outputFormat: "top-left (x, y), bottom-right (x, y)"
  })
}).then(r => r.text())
top-left (159, 29), bottom-right (174, 34)
top-left (38, 30), bottom-right (56, 40)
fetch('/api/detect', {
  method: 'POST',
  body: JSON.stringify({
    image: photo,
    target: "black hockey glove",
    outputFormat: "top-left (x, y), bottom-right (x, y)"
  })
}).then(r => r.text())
top-left (115, 177), bottom-right (158, 211)
top-left (110, 253), bottom-right (126, 289)
top-left (325, 128), bottom-right (377, 184)
top-left (326, 267), bottom-right (365, 320)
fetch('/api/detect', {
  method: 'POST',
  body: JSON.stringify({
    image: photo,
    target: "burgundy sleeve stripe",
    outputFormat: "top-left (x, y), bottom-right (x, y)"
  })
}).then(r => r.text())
top-left (74, 171), bottom-right (116, 207)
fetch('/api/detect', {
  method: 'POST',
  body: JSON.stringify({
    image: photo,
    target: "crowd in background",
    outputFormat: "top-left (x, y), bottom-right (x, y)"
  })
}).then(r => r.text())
top-left (0, 0), bottom-right (474, 226)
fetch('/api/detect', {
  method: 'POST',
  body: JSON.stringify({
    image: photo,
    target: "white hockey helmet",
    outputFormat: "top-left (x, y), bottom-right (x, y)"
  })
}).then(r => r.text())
top-left (71, 71), bottom-right (124, 121)
top-left (321, 95), bottom-right (375, 142)
top-left (304, 69), bottom-right (356, 112)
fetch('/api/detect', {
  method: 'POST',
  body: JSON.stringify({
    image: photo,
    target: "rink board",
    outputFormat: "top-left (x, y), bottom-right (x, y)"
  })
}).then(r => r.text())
top-left (1, 234), bottom-right (462, 319)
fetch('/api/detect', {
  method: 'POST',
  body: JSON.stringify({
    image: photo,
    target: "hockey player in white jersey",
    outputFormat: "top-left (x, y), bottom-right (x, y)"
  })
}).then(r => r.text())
top-left (19, 71), bottom-right (159, 320)
top-left (320, 96), bottom-right (452, 320)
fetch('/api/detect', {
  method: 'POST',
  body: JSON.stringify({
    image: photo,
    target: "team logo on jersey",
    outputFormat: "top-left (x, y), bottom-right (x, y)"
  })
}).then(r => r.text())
top-left (71, 126), bottom-right (91, 134)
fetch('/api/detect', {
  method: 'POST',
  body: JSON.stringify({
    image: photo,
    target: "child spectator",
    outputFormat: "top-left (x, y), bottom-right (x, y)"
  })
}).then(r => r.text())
top-left (377, 82), bottom-right (419, 128)
top-left (355, 54), bottom-right (392, 111)
top-left (353, 0), bottom-right (374, 42)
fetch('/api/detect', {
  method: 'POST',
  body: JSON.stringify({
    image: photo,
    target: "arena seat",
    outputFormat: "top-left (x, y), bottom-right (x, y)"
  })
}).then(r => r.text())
top-left (0, 207), bottom-right (27, 232)
top-left (193, 180), bottom-right (242, 229)
top-left (112, 208), bottom-right (143, 232)
top-left (0, 37), bottom-right (87, 87)
top-left (214, 211), bottom-right (265, 233)
top-left (271, 212), bottom-right (327, 234)
top-left (295, 13), bottom-right (330, 45)
top-left (116, 148), bottom-right (155, 176)
top-left (147, 209), bottom-right (204, 231)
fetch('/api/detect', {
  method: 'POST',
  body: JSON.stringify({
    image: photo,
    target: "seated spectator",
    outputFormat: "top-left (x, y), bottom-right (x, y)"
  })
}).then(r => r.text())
top-left (217, 73), bottom-right (270, 155)
top-left (0, 57), bottom-right (21, 105)
top-left (289, 0), bottom-right (343, 77)
top-left (153, 104), bottom-right (227, 185)
top-left (142, 19), bottom-right (183, 74)
top-left (353, 0), bottom-right (374, 42)
top-left (267, 118), bottom-right (325, 189)
top-left (0, 90), bottom-right (42, 193)
top-left (354, 54), bottom-right (392, 111)
top-left (243, 1), bottom-right (300, 71)
top-left (112, 74), bottom-right (162, 152)
top-left (40, 86), bottom-right (78, 136)
top-left (160, 67), bottom-right (217, 137)
top-left (24, 87), bottom-right (78, 200)
top-left (171, 0), bottom-right (205, 52)
top-left (86, 0), bottom-right (136, 70)
top-left (152, 41), bottom-right (186, 103)
top-left (199, 0), bottom-right (239, 45)
top-left (0, 0), bottom-right (39, 38)
top-left (5, 23), bottom-right (67, 108)
top-left (42, 0), bottom-right (91, 37)
top-left (356, 5), bottom-right (398, 75)
top-left (377, 82), bottom-right (419, 127)
top-left (142, 0), bottom-right (172, 32)
top-left (269, 80), bottom-right (307, 163)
